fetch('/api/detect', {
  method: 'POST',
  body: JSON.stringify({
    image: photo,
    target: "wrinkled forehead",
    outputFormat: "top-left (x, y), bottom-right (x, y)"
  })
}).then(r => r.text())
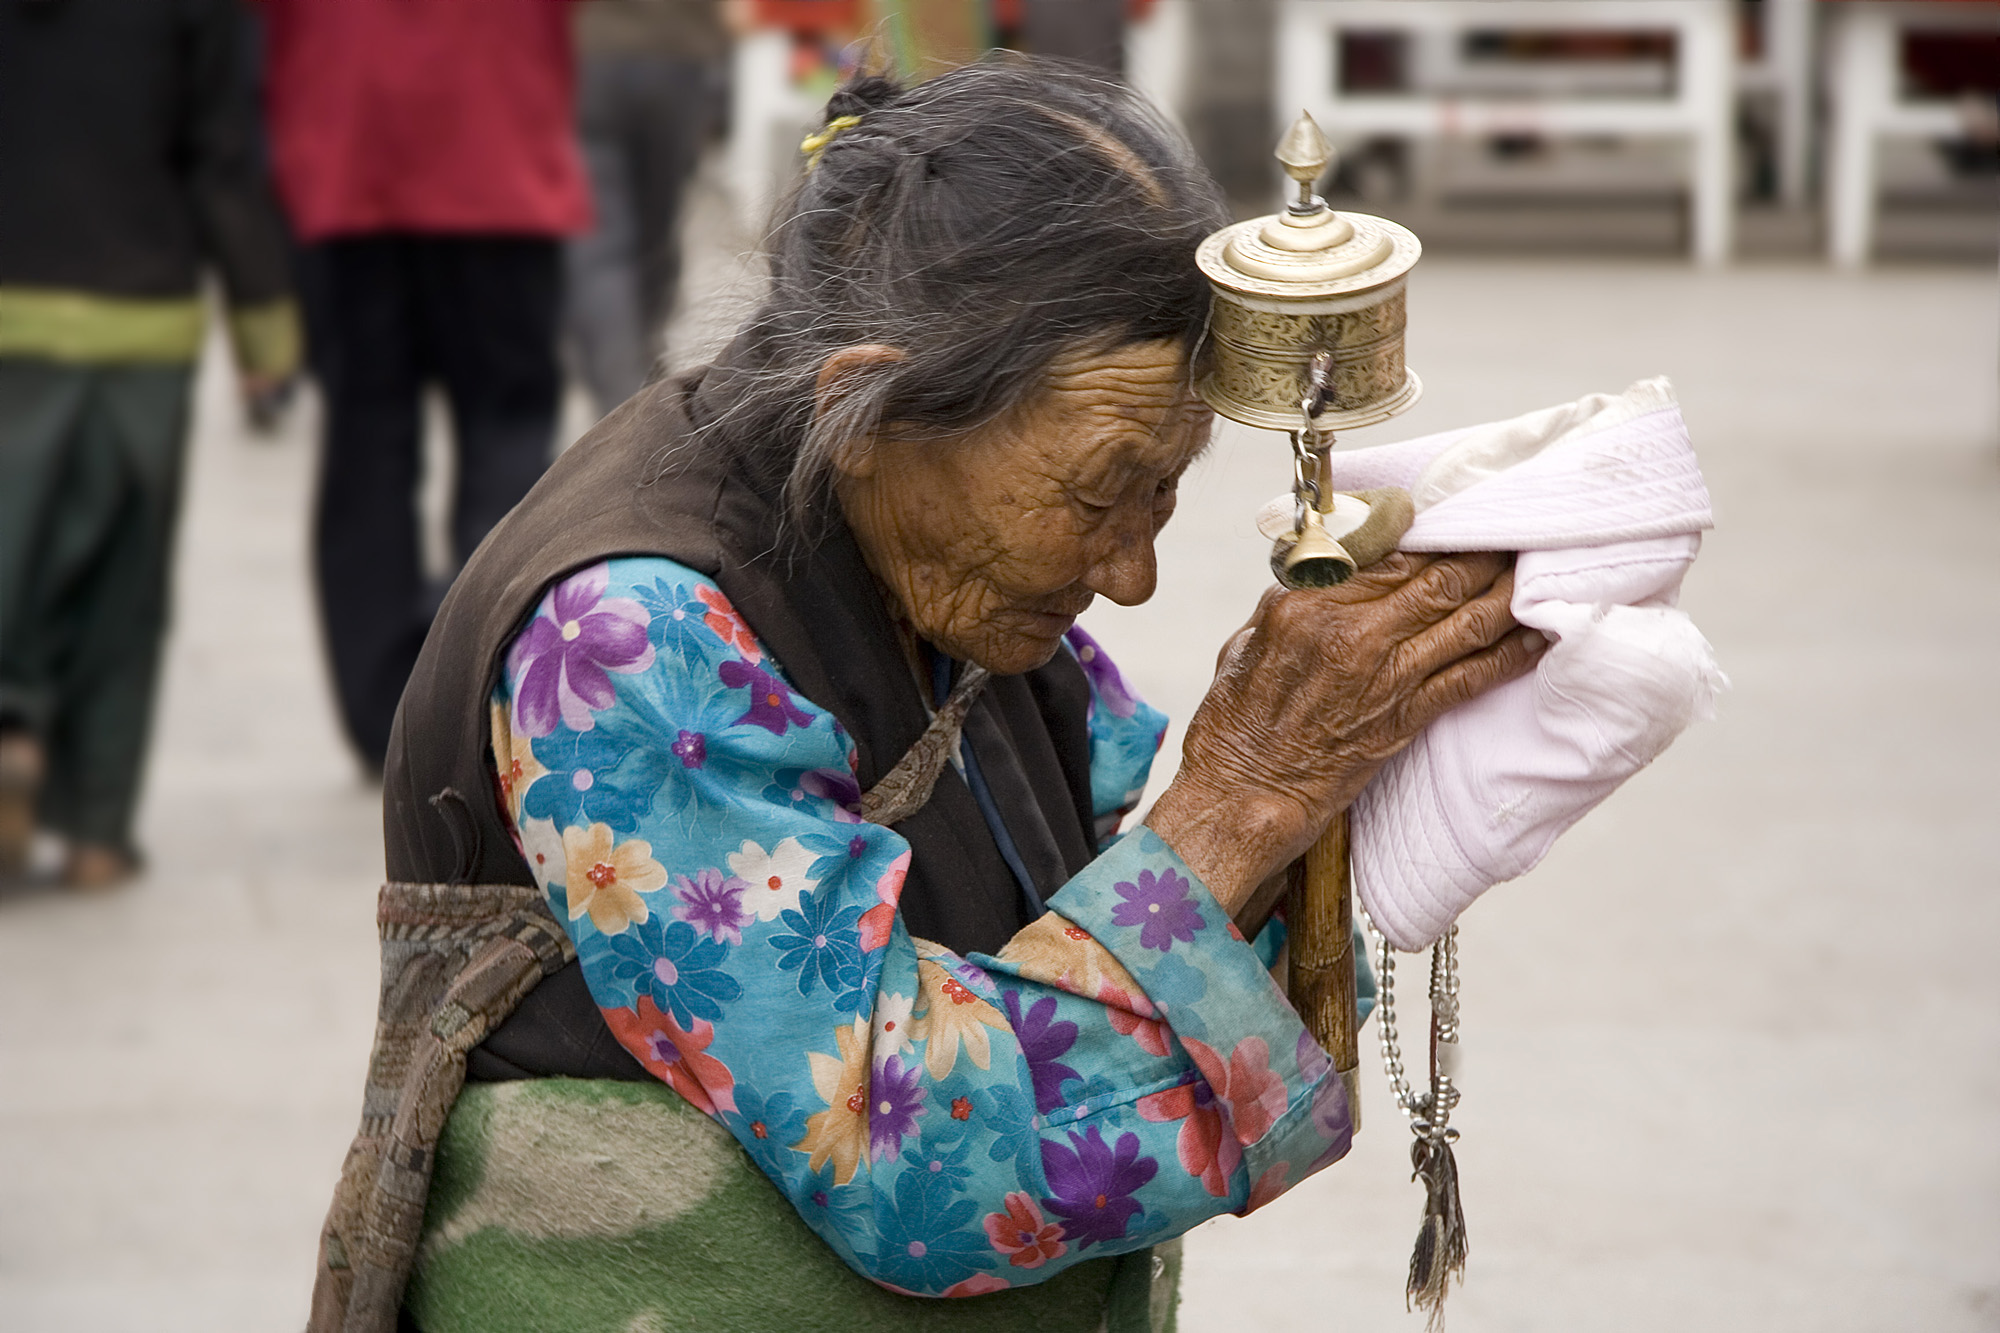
top-left (1035, 338), bottom-right (1213, 469)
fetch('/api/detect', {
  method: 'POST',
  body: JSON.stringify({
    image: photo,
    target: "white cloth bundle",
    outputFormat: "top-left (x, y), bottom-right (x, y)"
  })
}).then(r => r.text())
top-left (1262, 377), bottom-right (1727, 950)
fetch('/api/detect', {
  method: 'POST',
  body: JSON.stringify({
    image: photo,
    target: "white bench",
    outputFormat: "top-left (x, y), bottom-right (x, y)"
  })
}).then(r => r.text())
top-left (726, 0), bottom-right (1196, 233)
top-left (1274, 0), bottom-right (1739, 264)
top-left (1826, 0), bottom-right (2000, 266)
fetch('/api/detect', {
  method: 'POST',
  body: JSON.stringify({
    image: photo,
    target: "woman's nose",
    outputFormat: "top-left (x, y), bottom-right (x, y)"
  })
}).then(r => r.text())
top-left (1083, 515), bottom-right (1159, 607)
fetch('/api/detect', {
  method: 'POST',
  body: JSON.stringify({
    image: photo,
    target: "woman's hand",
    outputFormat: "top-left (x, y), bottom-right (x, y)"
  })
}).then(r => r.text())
top-left (1145, 551), bottom-right (1547, 922)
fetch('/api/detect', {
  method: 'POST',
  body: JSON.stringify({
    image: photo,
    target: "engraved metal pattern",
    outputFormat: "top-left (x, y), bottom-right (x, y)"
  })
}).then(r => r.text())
top-left (1202, 289), bottom-right (1412, 430)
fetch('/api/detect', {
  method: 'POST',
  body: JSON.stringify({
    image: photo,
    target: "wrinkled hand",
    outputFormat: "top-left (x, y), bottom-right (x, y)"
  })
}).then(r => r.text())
top-left (1146, 551), bottom-right (1546, 919)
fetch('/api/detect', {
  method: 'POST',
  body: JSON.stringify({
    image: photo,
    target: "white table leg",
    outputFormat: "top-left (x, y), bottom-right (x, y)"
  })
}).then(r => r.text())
top-left (729, 31), bottom-right (794, 234)
top-left (1686, 0), bottom-right (1736, 265)
top-left (1829, 5), bottom-right (1894, 268)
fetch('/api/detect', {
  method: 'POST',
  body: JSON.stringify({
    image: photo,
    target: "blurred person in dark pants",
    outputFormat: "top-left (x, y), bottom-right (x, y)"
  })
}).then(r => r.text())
top-left (259, 0), bottom-right (591, 773)
top-left (0, 0), bottom-right (301, 888)
top-left (568, 0), bottom-right (728, 416)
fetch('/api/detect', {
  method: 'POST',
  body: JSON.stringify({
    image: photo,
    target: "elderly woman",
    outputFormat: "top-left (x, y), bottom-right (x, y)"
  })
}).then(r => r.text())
top-left (311, 61), bottom-right (1542, 1333)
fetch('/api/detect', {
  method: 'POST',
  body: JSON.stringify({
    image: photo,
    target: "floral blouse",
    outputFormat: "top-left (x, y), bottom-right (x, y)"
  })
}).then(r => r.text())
top-left (488, 557), bottom-right (1353, 1298)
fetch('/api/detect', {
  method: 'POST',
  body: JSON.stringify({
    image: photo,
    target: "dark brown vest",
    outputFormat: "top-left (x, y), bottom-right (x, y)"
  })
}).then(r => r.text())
top-left (383, 367), bottom-right (1102, 1078)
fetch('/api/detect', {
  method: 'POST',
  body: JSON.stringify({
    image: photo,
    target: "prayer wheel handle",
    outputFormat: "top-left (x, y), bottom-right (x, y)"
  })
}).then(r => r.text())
top-left (1287, 815), bottom-right (1360, 1123)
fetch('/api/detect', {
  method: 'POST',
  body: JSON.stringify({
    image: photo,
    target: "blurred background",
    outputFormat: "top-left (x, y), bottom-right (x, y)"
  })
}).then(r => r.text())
top-left (0, 1), bottom-right (1995, 1329)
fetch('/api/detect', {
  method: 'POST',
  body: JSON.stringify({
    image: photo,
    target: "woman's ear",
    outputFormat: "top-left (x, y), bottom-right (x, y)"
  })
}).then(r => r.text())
top-left (816, 343), bottom-right (905, 479)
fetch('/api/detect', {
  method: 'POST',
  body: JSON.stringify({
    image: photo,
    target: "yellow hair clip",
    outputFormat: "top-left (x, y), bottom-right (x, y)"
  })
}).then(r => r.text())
top-left (801, 115), bottom-right (864, 171)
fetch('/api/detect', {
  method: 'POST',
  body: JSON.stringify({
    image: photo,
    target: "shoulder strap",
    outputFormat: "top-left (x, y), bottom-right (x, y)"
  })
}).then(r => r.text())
top-left (859, 664), bottom-right (990, 826)
top-left (308, 883), bottom-right (574, 1333)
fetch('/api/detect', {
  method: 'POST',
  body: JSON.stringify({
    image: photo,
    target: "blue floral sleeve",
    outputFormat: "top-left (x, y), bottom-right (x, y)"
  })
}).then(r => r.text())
top-left (490, 557), bottom-right (1353, 1298)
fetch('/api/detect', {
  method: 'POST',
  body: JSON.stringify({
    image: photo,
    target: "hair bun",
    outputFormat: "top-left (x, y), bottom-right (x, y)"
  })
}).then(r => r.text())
top-left (824, 74), bottom-right (901, 123)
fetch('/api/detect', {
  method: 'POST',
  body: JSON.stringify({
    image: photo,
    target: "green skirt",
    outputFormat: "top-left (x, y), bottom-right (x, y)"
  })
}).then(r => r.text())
top-left (406, 1079), bottom-right (1179, 1333)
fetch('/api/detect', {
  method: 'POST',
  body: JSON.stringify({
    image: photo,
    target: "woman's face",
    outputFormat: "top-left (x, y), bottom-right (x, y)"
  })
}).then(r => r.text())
top-left (835, 339), bottom-right (1213, 675)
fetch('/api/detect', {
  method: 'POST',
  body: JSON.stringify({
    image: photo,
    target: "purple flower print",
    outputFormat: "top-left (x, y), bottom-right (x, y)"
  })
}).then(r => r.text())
top-left (1296, 1028), bottom-right (1332, 1085)
top-left (804, 768), bottom-right (865, 823)
top-left (868, 1056), bottom-right (928, 1162)
top-left (1039, 1125), bottom-right (1158, 1249)
top-left (718, 660), bottom-right (814, 735)
top-left (672, 868), bottom-right (752, 945)
top-left (760, 767), bottom-right (865, 823)
top-left (508, 564), bottom-right (656, 738)
top-left (1064, 626), bottom-right (1139, 720)
top-left (1110, 868), bottom-right (1206, 953)
top-left (1299, 1030), bottom-right (1353, 1165)
top-left (1001, 991), bottom-right (1080, 1113)
top-left (671, 730), bottom-right (706, 769)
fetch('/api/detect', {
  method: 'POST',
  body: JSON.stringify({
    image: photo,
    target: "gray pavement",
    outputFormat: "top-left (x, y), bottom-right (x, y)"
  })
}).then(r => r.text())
top-left (1, 175), bottom-right (1995, 1330)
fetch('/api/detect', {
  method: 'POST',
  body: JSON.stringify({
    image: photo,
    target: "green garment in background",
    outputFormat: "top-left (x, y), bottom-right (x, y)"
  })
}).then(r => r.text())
top-left (406, 1079), bottom-right (1180, 1333)
top-left (0, 360), bottom-right (193, 854)
top-left (870, 0), bottom-right (995, 76)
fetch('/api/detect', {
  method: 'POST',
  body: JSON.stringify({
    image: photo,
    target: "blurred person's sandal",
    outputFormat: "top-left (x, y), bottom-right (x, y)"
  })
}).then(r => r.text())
top-left (63, 843), bottom-right (137, 892)
top-left (0, 729), bottom-right (43, 878)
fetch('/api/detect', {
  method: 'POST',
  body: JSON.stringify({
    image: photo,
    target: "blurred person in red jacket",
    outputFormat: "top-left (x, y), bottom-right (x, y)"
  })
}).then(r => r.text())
top-left (259, 0), bottom-right (591, 773)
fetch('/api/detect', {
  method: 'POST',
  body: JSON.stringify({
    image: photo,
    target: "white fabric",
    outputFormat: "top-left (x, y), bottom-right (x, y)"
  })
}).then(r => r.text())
top-left (1275, 377), bottom-right (1727, 951)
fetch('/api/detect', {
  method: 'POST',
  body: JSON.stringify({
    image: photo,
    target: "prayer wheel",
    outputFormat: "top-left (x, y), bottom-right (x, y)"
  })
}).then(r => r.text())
top-left (1193, 113), bottom-right (1428, 1128)
top-left (1196, 114), bottom-right (1422, 434)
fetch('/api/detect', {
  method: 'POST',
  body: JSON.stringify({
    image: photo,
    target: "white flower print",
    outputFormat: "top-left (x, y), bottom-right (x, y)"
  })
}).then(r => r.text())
top-left (727, 836), bottom-right (819, 922)
top-left (873, 991), bottom-right (916, 1059)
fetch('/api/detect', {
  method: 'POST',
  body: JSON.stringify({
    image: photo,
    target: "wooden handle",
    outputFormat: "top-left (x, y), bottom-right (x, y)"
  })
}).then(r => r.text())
top-left (1286, 811), bottom-right (1361, 1126)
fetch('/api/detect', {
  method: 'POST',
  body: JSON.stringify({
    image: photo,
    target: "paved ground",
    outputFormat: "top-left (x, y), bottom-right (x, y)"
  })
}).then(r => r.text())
top-left (1, 174), bottom-right (1995, 1330)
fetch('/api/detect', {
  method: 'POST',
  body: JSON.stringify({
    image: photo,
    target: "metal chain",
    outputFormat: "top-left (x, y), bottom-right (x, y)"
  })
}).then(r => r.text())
top-left (1366, 912), bottom-right (1461, 1143)
top-left (1369, 917), bottom-right (1419, 1116)
top-left (1288, 352), bottom-right (1336, 529)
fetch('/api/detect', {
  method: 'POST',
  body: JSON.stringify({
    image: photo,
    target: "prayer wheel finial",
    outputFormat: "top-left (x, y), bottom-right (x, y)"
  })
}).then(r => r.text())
top-left (1275, 111), bottom-right (1335, 214)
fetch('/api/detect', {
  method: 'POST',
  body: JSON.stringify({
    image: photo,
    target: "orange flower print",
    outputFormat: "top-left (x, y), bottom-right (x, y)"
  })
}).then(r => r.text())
top-left (858, 902), bottom-right (896, 953)
top-left (1245, 1162), bottom-right (1290, 1214)
top-left (696, 585), bottom-right (761, 662)
top-left (604, 996), bottom-right (737, 1116)
top-left (1101, 983), bottom-right (1171, 1058)
top-left (1137, 1078), bottom-right (1240, 1198)
top-left (488, 702), bottom-right (546, 822)
top-left (1182, 1036), bottom-right (1289, 1146)
top-left (559, 823), bottom-right (661, 935)
top-left (795, 1017), bottom-right (873, 1185)
top-left (912, 958), bottom-right (1008, 1080)
top-left (983, 1192), bottom-right (1067, 1268)
top-left (951, 1097), bottom-right (972, 1121)
top-left (994, 912), bottom-right (1138, 1001)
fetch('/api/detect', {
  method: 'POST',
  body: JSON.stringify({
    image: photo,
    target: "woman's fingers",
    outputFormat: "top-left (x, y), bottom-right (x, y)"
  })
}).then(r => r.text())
top-left (1402, 625), bottom-right (1548, 729)
top-left (1374, 550), bottom-right (1513, 630)
top-left (1392, 564), bottom-right (1519, 677)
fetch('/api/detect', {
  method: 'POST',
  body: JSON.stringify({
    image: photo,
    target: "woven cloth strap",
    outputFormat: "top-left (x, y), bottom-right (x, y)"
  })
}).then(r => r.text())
top-left (308, 883), bottom-right (575, 1333)
top-left (859, 664), bottom-right (991, 826)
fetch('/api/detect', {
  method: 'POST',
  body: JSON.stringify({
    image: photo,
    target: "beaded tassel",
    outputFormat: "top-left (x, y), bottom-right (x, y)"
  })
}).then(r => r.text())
top-left (1406, 932), bottom-right (1467, 1327)
top-left (1405, 1023), bottom-right (1467, 1325)
top-left (1373, 923), bottom-right (1468, 1327)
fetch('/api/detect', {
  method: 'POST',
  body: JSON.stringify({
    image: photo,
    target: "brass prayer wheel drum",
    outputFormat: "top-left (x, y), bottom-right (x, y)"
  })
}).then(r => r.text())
top-left (1196, 115), bottom-right (1422, 433)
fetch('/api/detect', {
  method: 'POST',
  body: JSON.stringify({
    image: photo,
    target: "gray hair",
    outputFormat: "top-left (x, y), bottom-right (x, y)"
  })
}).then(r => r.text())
top-left (685, 57), bottom-right (1232, 532)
